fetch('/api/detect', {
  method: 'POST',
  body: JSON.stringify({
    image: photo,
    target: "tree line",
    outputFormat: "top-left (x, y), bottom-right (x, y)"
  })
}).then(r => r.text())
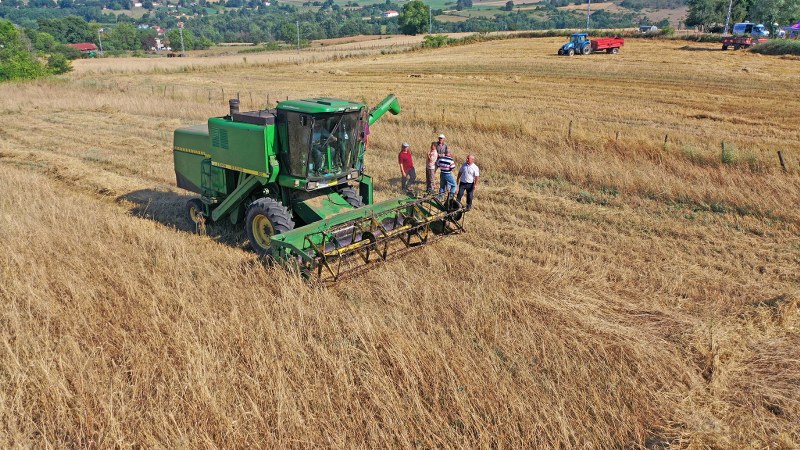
top-left (686, 0), bottom-right (800, 32)
top-left (0, 18), bottom-right (73, 81)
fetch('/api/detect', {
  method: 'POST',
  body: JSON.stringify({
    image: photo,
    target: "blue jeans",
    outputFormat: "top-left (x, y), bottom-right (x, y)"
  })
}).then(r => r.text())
top-left (439, 172), bottom-right (456, 194)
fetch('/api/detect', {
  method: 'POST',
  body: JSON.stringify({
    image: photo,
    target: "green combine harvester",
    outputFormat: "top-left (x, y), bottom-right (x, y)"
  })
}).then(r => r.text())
top-left (173, 94), bottom-right (466, 280)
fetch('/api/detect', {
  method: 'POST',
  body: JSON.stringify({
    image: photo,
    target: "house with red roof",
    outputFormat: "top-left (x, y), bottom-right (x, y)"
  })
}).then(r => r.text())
top-left (67, 43), bottom-right (98, 55)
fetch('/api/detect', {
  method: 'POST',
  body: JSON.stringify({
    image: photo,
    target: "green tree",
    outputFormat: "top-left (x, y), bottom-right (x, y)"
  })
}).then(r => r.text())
top-left (685, 0), bottom-right (720, 29)
top-left (166, 28), bottom-right (209, 50)
top-left (0, 19), bottom-right (49, 81)
top-left (686, 0), bottom-right (753, 30)
top-left (749, 0), bottom-right (800, 32)
top-left (106, 23), bottom-right (139, 50)
top-left (399, 0), bottom-right (429, 35)
top-left (37, 16), bottom-right (96, 44)
top-left (504, 1), bottom-right (514, 11)
top-left (46, 53), bottom-right (72, 74)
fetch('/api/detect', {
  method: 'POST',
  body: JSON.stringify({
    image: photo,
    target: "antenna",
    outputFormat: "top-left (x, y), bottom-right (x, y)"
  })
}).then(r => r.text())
top-left (586, 0), bottom-right (591, 31)
top-left (723, 0), bottom-right (733, 34)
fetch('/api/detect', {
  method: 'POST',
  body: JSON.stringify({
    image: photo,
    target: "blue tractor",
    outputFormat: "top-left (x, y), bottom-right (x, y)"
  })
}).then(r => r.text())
top-left (558, 33), bottom-right (592, 56)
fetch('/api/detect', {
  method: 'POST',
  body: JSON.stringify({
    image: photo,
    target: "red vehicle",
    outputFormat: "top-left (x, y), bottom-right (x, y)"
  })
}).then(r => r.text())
top-left (591, 37), bottom-right (625, 54)
top-left (721, 36), bottom-right (767, 50)
top-left (558, 34), bottom-right (624, 55)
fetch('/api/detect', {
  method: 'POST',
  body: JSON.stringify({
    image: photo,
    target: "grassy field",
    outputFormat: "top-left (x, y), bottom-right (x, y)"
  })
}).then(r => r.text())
top-left (1, 35), bottom-right (799, 447)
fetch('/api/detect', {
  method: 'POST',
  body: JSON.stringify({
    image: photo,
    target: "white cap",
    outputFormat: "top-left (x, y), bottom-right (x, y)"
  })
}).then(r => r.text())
top-left (438, 134), bottom-right (445, 139)
top-left (401, 142), bottom-right (409, 148)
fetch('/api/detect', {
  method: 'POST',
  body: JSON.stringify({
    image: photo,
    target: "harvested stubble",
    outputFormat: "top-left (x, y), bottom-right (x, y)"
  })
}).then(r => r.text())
top-left (0, 36), bottom-right (799, 448)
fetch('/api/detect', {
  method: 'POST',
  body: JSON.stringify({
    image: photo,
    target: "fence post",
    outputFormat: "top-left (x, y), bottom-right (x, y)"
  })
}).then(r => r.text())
top-left (568, 120), bottom-right (573, 139)
top-left (778, 151), bottom-right (787, 172)
top-left (664, 134), bottom-right (669, 145)
top-left (615, 131), bottom-right (620, 143)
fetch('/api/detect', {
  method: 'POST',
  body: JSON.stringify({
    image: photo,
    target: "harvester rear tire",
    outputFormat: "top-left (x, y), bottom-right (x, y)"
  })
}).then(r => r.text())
top-left (567, 48), bottom-right (575, 56)
top-left (186, 198), bottom-right (206, 225)
top-left (338, 186), bottom-right (364, 208)
top-left (581, 45), bottom-right (591, 55)
top-left (245, 197), bottom-right (295, 256)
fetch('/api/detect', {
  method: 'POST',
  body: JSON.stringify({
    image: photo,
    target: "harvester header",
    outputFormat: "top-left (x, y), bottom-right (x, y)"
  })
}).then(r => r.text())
top-left (172, 93), bottom-right (466, 280)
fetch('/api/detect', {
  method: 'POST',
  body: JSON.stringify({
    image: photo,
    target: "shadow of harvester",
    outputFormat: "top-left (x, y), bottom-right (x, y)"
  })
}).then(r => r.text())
top-left (118, 189), bottom-right (247, 249)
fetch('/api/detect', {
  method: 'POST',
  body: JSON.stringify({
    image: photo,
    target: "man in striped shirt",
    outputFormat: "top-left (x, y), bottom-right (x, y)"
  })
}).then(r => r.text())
top-left (435, 148), bottom-right (457, 196)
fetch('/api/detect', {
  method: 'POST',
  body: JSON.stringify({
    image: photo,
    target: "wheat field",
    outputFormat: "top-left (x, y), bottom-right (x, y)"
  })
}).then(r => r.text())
top-left (1, 36), bottom-right (799, 448)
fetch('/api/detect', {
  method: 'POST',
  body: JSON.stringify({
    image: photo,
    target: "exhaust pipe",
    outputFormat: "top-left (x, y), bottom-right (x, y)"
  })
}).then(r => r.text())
top-left (229, 98), bottom-right (240, 118)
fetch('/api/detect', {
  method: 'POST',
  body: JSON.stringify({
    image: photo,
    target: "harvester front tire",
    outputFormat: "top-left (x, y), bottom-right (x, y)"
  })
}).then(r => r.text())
top-left (245, 197), bottom-right (295, 256)
top-left (186, 198), bottom-right (206, 225)
top-left (338, 186), bottom-right (364, 208)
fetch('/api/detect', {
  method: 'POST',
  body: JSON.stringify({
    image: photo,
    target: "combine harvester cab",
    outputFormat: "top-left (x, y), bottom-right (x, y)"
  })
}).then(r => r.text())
top-left (173, 94), bottom-right (467, 281)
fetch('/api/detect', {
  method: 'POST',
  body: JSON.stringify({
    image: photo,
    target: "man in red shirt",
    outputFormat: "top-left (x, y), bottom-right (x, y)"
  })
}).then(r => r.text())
top-left (398, 143), bottom-right (416, 192)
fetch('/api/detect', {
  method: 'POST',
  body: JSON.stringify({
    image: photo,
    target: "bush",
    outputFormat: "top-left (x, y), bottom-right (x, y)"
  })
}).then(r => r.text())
top-left (422, 34), bottom-right (455, 48)
top-left (56, 44), bottom-right (82, 60)
top-left (751, 40), bottom-right (800, 56)
top-left (659, 25), bottom-right (674, 37)
top-left (721, 142), bottom-right (736, 165)
top-left (46, 53), bottom-right (72, 74)
top-left (0, 51), bottom-right (49, 81)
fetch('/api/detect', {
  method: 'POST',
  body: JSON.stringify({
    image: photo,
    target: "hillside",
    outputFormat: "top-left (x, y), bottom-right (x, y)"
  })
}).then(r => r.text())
top-left (1, 36), bottom-right (799, 447)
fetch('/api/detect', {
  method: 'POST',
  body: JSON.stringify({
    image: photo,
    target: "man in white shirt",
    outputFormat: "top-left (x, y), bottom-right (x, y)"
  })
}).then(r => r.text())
top-left (426, 142), bottom-right (438, 194)
top-left (456, 154), bottom-right (480, 210)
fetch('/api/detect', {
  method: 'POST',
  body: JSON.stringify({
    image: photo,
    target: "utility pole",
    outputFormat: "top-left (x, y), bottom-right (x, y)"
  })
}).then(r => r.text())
top-left (723, 0), bottom-right (733, 34)
top-left (586, 0), bottom-right (591, 31)
top-left (97, 28), bottom-right (104, 56)
top-left (178, 21), bottom-right (185, 56)
top-left (429, 4), bottom-right (432, 34)
top-left (296, 20), bottom-right (300, 54)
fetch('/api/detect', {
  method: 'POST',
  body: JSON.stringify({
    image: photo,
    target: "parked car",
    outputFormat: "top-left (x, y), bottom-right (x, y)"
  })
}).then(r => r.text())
top-left (732, 22), bottom-right (770, 37)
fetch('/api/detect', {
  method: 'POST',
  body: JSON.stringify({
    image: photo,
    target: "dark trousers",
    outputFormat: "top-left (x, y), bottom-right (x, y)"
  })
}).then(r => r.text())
top-left (426, 168), bottom-right (435, 192)
top-left (402, 167), bottom-right (417, 190)
top-left (457, 182), bottom-right (475, 208)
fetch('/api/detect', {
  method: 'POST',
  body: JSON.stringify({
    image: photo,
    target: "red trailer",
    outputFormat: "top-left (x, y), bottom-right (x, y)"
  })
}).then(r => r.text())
top-left (559, 34), bottom-right (625, 55)
top-left (591, 37), bottom-right (625, 54)
top-left (721, 36), bottom-right (767, 50)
